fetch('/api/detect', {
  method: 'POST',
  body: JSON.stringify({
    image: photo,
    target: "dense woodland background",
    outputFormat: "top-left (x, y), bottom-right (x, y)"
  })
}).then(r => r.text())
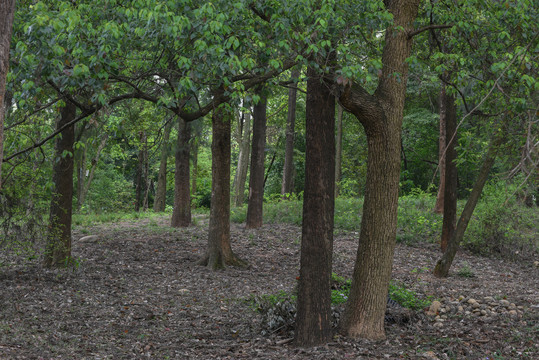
top-left (0, 0), bottom-right (538, 354)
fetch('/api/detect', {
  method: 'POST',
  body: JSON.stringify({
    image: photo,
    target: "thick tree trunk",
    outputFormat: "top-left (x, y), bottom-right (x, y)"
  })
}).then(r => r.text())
top-left (335, 102), bottom-right (343, 198)
top-left (281, 68), bottom-right (300, 197)
top-left (154, 119), bottom-right (173, 212)
top-left (44, 102), bottom-right (76, 267)
top-left (434, 85), bottom-right (448, 214)
top-left (199, 105), bottom-right (246, 269)
top-left (294, 67), bottom-right (336, 346)
top-left (338, 0), bottom-right (420, 340)
top-left (171, 117), bottom-right (191, 227)
top-left (232, 110), bottom-right (251, 206)
top-left (434, 128), bottom-right (506, 277)
top-left (246, 88), bottom-right (267, 228)
top-left (0, 0), bottom-right (15, 191)
top-left (440, 91), bottom-right (457, 252)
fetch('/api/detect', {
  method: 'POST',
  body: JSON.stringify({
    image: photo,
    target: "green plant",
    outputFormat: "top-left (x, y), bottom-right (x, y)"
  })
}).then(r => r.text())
top-left (388, 281), bottom-right (433, 310)
top-left (457, 263), bottom-right (475, 278)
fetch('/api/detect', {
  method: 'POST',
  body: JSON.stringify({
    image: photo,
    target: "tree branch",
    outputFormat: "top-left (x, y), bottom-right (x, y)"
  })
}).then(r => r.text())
top-left (408, 24), bottom-right (453, 39)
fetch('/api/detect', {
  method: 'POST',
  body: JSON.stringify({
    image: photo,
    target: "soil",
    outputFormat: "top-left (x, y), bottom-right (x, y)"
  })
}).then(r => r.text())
top-left (1, 216), bottom-right (537, 359)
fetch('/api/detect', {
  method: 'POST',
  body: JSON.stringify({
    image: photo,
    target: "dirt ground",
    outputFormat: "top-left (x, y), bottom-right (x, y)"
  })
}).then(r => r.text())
top-left (1, 216), bottom-right (537, 359)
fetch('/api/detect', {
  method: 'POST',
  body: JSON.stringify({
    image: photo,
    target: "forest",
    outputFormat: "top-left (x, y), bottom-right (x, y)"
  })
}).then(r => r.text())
top-left (0, 0), bottom-right (538, 358)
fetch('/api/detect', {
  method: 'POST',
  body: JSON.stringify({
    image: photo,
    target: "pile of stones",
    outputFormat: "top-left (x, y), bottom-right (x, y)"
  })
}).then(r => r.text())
top-left (426, 296), bottom-right (524, 327)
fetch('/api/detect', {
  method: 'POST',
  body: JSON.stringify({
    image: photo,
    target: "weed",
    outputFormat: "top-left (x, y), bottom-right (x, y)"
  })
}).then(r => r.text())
top-left (457, 263), bottom-right (475, 278)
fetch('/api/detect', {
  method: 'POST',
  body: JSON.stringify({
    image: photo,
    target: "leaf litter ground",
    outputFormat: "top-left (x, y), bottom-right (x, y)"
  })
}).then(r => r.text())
top-left (0, 216), bottom-right (537, 359)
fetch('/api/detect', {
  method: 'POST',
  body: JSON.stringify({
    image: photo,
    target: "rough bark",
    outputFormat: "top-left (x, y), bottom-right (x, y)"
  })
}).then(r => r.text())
top-left (294, 67), bottom-right (336, 346)
top-left (154, 119), bottom-right (173, 212)
top-left (338, 0), bottom-right (421, 340)
top-left (191, 136), bottom-right (198, 197)
top-left (440, 90), bottom-right (457, 252)
top-left (171, 117), bottom-right (191, 227)
top-left (0, 0), bottom-right (16, 191)
top-left (142, 137), bottom-right (150, 211)
top-left (434, 128), bottom-right (506, 277)
top-left (246, 88), bottom-right (267, 229)
top-left (44, 102), bottom-right (76, 267)
top-left (232, 110), bottom-right (251, 206)
top-left (199, 105), bottom-right (246, 269)
top-left (281, 68), bottom-right (300, 197)
top-left (434, 85), bottom-right (448, 214)
top-left (335, 102), bottom-right (343, 198)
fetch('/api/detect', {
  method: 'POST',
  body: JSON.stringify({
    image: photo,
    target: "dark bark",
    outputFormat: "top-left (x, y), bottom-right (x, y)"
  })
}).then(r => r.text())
top-left (434, 128), bottom-right (506, 277)
top-left (134, 132), bottom-right (145, 212)
top-left (335, 102), bottom-right (343, 198)
top-left (232, 110), bottom-right (251, 206)
top-left (154, 119), bottom-right (173, 212)
top-left (171, 117), bottom-right (191, 227)
top-left (338, 0), bottom-right (421, 340)
top-left (246, 88), bottom-right (267, 228)
top-left (199, 105), bottom-right (246, 269)
top-left (142, 137), bottom-right (150, 211)
top-left (0, 0), bottom-right (15, 191)
top-left (434, 85), bottom-right (448, 214)
top-left (44, 102), bottom-right (77, 267)
top-left (294, 67), bottom-right (336, 346)
top-left (440, 91), bottom-right (457, 252)
top-left (281, 68), bottom-right (300, 197)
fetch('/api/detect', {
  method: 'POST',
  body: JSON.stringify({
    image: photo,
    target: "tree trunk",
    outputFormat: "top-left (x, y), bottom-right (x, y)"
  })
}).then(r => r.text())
top-left (199, 105), bottom-right (246, 269)
top-left (154, 119), bottom-right (173, 212)
top-left (434, 127), bottom-right (506, 277)
top-left (76, 144), bottom-right (87, 211)
top-left (281, 68), bottom-right (300, 197)
top-left (232, 110), bottom-right (251, 206)
top-left (134, 132), bottom-right (145, 212)
top-left (0, 0), bottom-right (15, 191)
top-left (79, 134), bottom-right (108, 210)
top-left (294, 67), bottom-right (336, 347)
top-left (191, 136), bottom-right (198, 198)
top-left (142, 135), bottom-right (150, 211)
top-left (434, 84), bottom-right (448, 214)
top-left (440, 90), bottom-right (457, 252)
top-left (171, 117), bottom-right (191, 227)
top-left (44, 102), bottom-right (76, 267)
top-left (246, 87), bottom-right (267, 228)
top-left (338, 0), bottom-right (420, 340)
top-left (335, 102), bottom-right (343, 198)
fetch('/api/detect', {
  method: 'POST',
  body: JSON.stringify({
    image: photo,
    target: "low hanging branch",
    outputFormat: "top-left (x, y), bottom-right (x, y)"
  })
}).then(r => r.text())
top-left (407, 24), bottom-right (454, 39)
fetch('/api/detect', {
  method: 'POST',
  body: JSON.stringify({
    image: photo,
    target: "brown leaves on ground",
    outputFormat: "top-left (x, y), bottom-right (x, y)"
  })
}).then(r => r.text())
top-left (0, 216), bottom-right (537, 359)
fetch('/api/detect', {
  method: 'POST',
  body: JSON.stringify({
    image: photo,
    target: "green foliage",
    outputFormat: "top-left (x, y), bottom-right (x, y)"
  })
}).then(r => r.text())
top-left (388, 282), bottom-right (433, 311)
top-left (397, 188), bottom-right (441, 243)
top-left (456, 263), bottom-right (475, 278)
top-left (464, 179), bottom-right (539, 260)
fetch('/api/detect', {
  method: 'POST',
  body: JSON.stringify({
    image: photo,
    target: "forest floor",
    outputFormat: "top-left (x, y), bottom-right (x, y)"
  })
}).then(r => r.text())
top-left (0, 215), bottom-right (537, 359)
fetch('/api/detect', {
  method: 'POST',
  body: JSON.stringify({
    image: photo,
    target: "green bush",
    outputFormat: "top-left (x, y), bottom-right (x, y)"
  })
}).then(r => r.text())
top-left (397, 188), bottom-right (441, 243)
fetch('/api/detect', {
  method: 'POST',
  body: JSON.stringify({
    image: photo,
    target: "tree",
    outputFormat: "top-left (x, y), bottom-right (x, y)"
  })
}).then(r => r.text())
top-left (0, 0), bottom-right (15, 191)
top-left (199, 104), bottom-right (246, 269)
top-left (232, 107), bottom-right (251, 207)
top-left (171, 117), bottom-right (191, 227)
top-left (43, 101), bottom-right (76, 267)
top-left (281, 68), bottom-right (301, 197)
top-left (154, 118), bottom-right (173, 212)
top-left (246, 87), bottom-right (267, 228)
top-left (294, 65), bottom-right (336, 346)
top-left (335, 102), bottom-right (343, 197)
top-left (338, 0), bottom-right (421, 340)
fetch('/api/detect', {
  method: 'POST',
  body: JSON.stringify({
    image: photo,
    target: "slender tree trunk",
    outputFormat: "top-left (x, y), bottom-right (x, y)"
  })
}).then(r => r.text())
top-left (0, 0), bottom-right (16, 191)
top-left (142, 136), bottom-right (150, 211)
top-left (79, 134), bottom-right (108, 209)
top-left (434, 85), bottom-right (448, 214)
top-left (233, 111), bottom-right (251, 206)
top-left (171, 117), bottom-right (191, 227)
top-left (246, 87), bottom-right (267, 228)
top-left (199, 105), bottom-right (246, 269)
top-left (191, 136), bottom-right (198, 198)
top-left (154, 119), bottom-right (173, 212)
top-left (434, 127), bottom-right (506, 277)
top-left (134, 132), bottom-right (144, 212)
top-left (294, 67), bottom-right (336, 347)
top-left (335, 102), bottom-right (343, 198)
top-left (281, 68), bottom-right (300, 197)
top-left (440, 91), bottom-right (457, 252)
top-left (44, 102), bottom-right (76, 267)
top-left (76, 145), bottom-right (87, 211)
top-left (338, 0), bottom-right (420, 340)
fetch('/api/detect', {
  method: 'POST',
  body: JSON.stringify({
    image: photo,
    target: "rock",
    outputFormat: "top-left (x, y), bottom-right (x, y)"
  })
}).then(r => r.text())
top-left (484, 296), bottom-right (495, 302)
top-left (433, 322), bottom-right (443, 328)
top-left (534, 261), bottom-right (539, 268)
top-left (508, 310), bottom-right (518, 318)
top-left (458, 295), bottom-right (465, 302)
top-left (427, 301), bottom-right (442, 316)
top-left (472, 302), bottom-right (481, 309)
top-left (467, 298), bottom-right (478, 305)
top-left (500, 300), bottom-right (510, 307)
top-left (78, 235), bottom-right (99, 242)
top-left (481, 310), bottom-right (487, 316)
top-left (457, 306), bottom-right (464, 313)
top-left (179, 289), bottom-right (190, 294)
